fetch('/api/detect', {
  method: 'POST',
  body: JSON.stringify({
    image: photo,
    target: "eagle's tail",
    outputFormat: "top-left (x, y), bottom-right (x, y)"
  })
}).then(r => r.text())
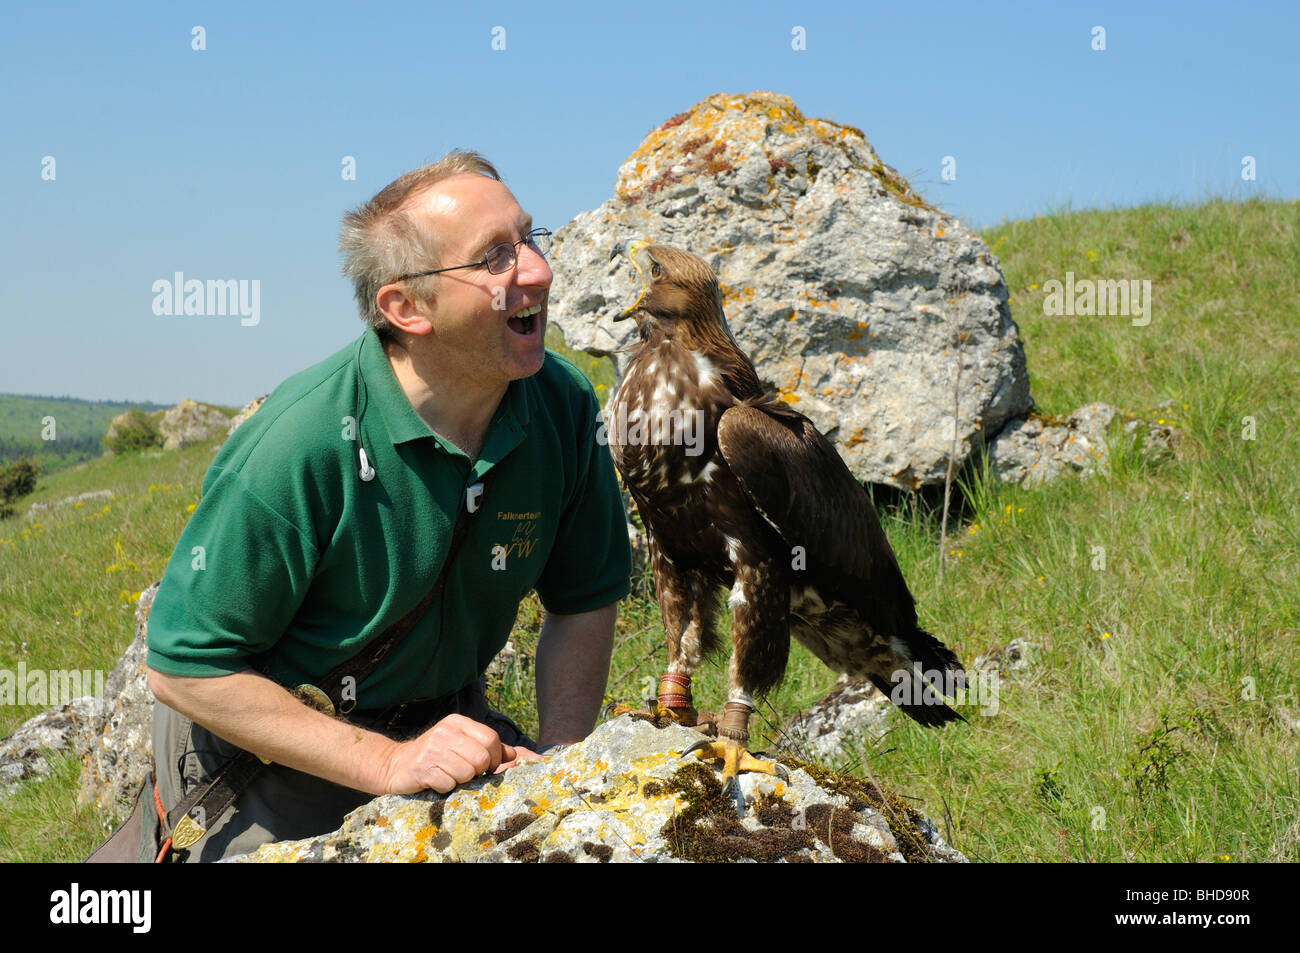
top-left (868, 627), bottom-right (968, 727)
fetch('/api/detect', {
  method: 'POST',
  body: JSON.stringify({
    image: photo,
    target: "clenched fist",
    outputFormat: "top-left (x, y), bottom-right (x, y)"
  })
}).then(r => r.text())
top-left (379, 713), bottom-right (538, 795)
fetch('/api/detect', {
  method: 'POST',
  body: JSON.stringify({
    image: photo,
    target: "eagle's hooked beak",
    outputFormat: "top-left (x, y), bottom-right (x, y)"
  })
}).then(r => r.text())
top-left (610, 239), bottom-right (650, 321)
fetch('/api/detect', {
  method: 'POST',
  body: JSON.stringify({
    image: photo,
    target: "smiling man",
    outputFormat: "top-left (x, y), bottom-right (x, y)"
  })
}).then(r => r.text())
top-left (140, 152), bottom-right (632, 862)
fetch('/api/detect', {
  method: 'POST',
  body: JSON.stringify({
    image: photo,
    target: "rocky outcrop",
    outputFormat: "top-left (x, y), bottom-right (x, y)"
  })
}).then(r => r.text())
top-left (783, 639), bottom-right (1035, 762)
top-left (780, 677), bottom-right (895, 762)
top-left (0, 696), bottom-right (103, 796)
top-left (548, 91), bottom-right (1032, 488)
top-left (227, 395), bottom-right (267, 436)
top-left (159, 399), bottom-right (229, 450)
top-left (986, 402), bottom-right (1176, 486)
top-left (75, 583), bottom-right (159, 824)
top-left (229, 718), bottom-right (964, 863)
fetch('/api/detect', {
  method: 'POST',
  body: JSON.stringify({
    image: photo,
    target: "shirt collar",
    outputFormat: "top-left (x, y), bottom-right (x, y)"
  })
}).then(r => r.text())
top-left (357, 327), bottom-right (533, 450)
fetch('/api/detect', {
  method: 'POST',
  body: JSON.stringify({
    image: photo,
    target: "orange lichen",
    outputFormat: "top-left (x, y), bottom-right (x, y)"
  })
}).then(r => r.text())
top-left (410, 823), bottom-right (437, 863)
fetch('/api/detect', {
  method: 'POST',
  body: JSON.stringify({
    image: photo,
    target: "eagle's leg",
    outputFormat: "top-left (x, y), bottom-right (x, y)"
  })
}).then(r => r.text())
top-left (683, 563), bottom-right (790, 814)
top-left (607, 560), bottom-right (716, 731)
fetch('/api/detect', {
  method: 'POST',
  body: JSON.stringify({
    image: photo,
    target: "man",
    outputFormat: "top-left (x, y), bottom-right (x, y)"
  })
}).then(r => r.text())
top-left (144, 151), bottom-right (632, 861)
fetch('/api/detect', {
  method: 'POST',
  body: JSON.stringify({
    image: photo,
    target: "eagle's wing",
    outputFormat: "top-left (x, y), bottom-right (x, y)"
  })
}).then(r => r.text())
top-left (717, 401), bottom-right (918, 633)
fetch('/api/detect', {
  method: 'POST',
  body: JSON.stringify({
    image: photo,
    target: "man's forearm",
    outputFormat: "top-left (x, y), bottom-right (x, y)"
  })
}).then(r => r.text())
top-left (147, 668), bottom-right (399, 795)
top-left (534, 603), bottom-right (617, 748)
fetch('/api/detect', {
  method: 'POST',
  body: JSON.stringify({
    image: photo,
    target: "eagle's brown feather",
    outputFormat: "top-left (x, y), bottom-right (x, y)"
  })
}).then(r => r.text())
top-left (607, 241), bottom-right (966, 728)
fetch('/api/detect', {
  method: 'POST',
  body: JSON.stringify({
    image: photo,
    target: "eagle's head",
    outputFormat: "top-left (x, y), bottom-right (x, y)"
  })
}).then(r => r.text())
top-left (609, 240), bottom-right (730, 338)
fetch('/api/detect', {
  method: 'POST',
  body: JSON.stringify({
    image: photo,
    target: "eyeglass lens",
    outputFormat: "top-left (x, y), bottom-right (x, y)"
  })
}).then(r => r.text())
top-left (486, 230), bottom-right (553, 274)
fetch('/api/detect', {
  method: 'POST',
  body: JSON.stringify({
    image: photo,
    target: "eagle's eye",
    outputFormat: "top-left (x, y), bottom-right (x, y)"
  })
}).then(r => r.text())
top-left (650, 262), bottom-right (662, 279)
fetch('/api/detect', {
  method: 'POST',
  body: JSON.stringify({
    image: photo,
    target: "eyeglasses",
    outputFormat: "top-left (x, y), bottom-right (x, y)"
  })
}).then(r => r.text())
top-left (393, 227), bottom-right (553, 282)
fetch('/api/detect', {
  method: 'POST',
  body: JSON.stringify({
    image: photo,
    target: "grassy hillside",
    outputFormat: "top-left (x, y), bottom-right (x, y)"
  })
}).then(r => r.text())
top-left (0, 394), bottom-right (174, 470)
top-left (1, 199), bottom-right (1296, 862)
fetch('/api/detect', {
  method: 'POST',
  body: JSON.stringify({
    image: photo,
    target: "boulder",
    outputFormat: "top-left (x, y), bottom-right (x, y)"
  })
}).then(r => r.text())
top-left (784, 638), bottom-right (1036, 761)
top-left (780, 677), bottom-right (895, 763)
top-left (986, 402), bottom-right (1176, 486)
top-left (228, 718), bottom-right (964, 863)
top-left (227, 395), bottom-right (267, 437)
top-left (76, 583), bottom-right (159, 824)
top-left (0, 696), bottom-right (103, 796)
top-left (547, 91), bottom-right (1032, 488)
top-left (158, 399), bottom-right (229, 450)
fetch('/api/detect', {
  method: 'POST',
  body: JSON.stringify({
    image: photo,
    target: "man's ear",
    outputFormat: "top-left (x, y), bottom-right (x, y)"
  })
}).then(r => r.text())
top-left (376, 283), bottom-right (435, 337)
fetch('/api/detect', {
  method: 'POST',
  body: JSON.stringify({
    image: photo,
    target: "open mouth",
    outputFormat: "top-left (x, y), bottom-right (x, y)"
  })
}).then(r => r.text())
top-left (507, 301), bottom-right (543, 336)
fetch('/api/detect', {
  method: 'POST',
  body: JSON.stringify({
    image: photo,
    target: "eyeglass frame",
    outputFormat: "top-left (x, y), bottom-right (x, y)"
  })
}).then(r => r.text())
top-left (391, 227), bottom-right (553, 282)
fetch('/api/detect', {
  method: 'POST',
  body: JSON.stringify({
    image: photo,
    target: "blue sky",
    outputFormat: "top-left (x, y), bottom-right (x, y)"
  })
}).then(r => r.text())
top-left (2, 1), bottom-right (1296, 406)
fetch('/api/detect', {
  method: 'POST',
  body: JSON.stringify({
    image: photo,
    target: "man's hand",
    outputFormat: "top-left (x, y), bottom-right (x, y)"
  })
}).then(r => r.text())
top-left (495, 745), bottom-right (542, 773)
top-left (380, 714), bottom-right (518, 795)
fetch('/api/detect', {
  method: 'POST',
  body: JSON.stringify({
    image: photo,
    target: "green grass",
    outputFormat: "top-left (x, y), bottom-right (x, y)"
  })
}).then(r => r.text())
top-left (3, 199), bottom-right (1298, 862)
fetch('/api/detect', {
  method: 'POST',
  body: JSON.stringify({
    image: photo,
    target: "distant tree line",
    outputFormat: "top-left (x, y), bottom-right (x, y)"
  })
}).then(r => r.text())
top-left (0, 434), bottom-right (104, 468)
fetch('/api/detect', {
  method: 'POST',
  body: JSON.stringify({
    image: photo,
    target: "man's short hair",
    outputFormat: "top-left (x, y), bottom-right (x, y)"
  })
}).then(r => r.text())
top-left (339, 150), bottom-right (501, 335)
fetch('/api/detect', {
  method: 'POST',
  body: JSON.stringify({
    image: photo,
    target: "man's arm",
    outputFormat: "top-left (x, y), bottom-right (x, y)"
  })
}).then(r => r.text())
top-left (533, 602), bottom-right (617, 748)
top-left (147, 667), bottom-right (514, 796)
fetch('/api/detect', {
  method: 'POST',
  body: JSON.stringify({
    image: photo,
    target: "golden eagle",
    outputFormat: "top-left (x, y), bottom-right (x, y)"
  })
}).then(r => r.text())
top-left (605, 241), bottom-right (966, 809)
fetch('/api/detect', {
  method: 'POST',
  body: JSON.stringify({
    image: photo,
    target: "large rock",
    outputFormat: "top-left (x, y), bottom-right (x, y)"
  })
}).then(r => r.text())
top-left (548, 91), bottom-right (1032, 488)
top-left (986, 401), bottom-right (1176, 486)
top-left (226, 395), bottom-right (267, 437)
top-left (229, 718), bottom-right (964, 863)
top-left (0, 696), bottom-right (103, 796)
top-left (785, 639), bottom-right (1035, 761)
top-left (76, 583), bottom-right (159, 825)
top-left (780, 677), bottom-right (894, 762)
top-left (159, 399), bottom-right (229, 450)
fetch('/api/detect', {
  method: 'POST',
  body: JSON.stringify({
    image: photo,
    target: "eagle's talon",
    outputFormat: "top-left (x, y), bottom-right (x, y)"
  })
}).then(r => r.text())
top-left (683, 738), bottom-right (713, 758)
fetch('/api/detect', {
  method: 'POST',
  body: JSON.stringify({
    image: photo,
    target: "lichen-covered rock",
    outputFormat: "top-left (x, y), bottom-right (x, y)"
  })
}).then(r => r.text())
top-left (159, 399), bottom-right (229, 450)
top-left (226, 395), bottom-right (267, 437)
top-left (780, 676), bottom-right (894, 762)
top-left (76, 583), bottom-right (159, 825)
top-left (228, 718), bottom-right (964, 863)
top-left (548, 91), bottom-right (1032, 488)
top-left (986, 402), bottom-right (1176, 486)
top-left (0, 696), bottom-right (103, 796)
top-left (785, 639), bottom-right (1036, 762)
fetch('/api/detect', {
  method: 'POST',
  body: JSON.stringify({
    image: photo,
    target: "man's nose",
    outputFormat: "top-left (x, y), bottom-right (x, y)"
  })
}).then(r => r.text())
top-left (515, 242), bottom-right (552, 287)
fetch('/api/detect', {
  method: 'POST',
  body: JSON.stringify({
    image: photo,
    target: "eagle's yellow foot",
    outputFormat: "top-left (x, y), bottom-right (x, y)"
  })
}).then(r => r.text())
top-left (683, 738), bottom-right (789, 815)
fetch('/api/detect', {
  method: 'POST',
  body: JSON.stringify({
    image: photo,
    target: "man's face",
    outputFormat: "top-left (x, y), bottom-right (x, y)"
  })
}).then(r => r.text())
top-left (405, 174), bottom-right (551, 384)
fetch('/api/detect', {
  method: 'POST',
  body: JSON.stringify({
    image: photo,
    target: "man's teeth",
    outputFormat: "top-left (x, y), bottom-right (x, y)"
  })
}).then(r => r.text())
top-left (513, 302), bottom-right (542, 319)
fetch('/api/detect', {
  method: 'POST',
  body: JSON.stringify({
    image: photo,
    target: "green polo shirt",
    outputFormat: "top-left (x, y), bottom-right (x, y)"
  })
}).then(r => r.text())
top-left (146, 328), bottom-right (632, 710)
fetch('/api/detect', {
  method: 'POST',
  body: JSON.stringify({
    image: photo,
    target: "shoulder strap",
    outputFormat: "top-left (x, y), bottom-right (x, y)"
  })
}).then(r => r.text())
top-left (320, 476), bottom-right (488, 712)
